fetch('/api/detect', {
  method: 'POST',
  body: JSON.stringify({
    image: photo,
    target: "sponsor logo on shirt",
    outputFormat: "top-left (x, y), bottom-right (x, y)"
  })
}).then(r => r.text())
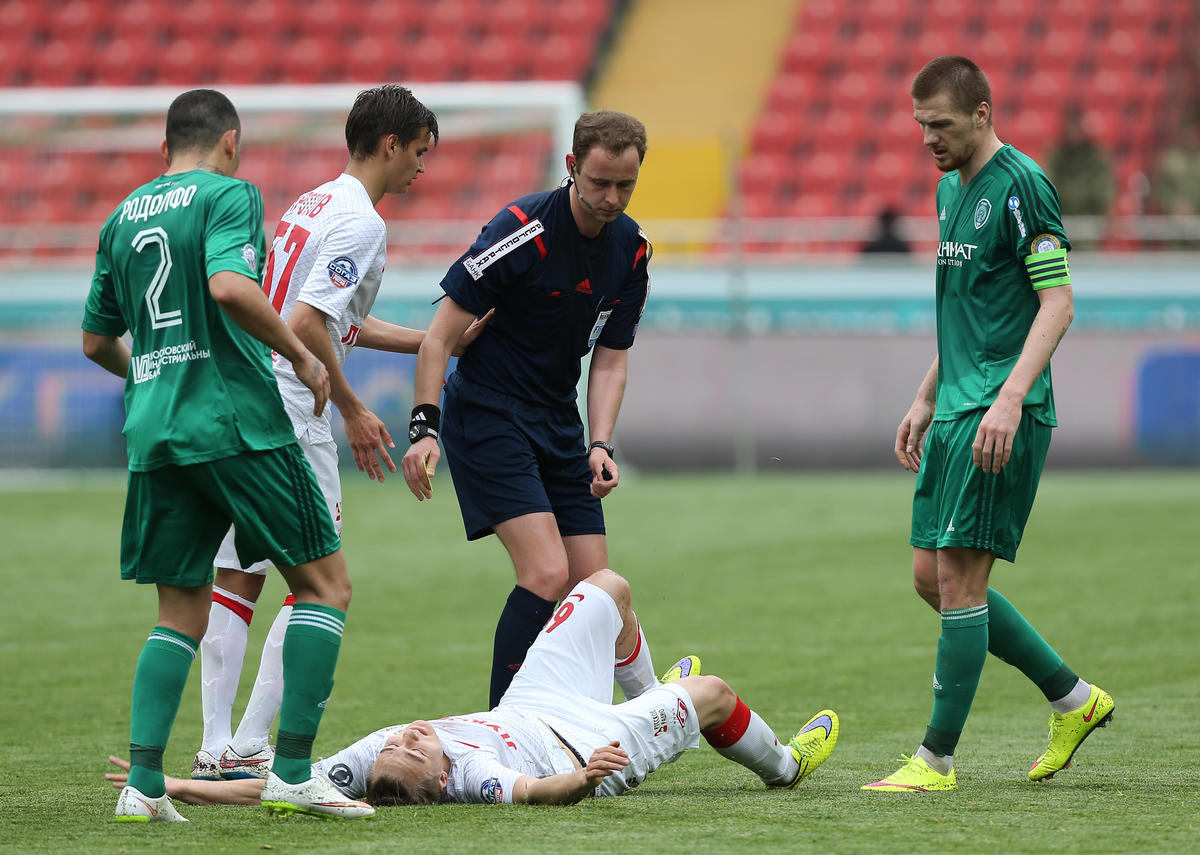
top-left (1031, 233), bottom-right (1061, 253)
top-left (1008, 196), bottom-right (1027, 239)
top-left (937, 241), bottom-right (979, 268)
top-left (973, 198), bottom-right (992, 229)
top-left (462, 219), bottom-right (545, 281)
top-left (130, 339), bottom-right (211, 384)
top-left (651, 705), bottom-right (669, 737)
top-left (480, 777), bottom-right (504, 804)
top-left (328, 256), bottom-right (359, 289)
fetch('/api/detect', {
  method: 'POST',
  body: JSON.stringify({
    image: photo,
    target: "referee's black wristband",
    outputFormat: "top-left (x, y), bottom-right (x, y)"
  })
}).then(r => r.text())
top-left (408, 404), bottom-right (441, 444)
top-left (589, 440), bottom-right (615, 460)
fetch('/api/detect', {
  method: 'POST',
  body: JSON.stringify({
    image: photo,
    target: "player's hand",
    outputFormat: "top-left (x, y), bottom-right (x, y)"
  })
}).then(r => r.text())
top-left (580, 741), bottom-right (629, 788)
top-left (295, 351), bottom-right (331, 416)
top-left (451, 308), bottom-right (495, 356)
top-left (895, 400), bottom-right (934, 472)
top-left (401, 437), bottom-right (439, 500)
top-left (589, 448), bottom-right (619, 498)
top-left (973, 396), bottom-right (1021, 473)
top-left (105, 754), bottom-right (131, 790)
top-left (344, 406), bottom-right (396, 482)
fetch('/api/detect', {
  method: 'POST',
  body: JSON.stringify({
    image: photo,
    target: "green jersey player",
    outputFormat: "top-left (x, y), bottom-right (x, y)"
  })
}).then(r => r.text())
top-left (864, 57), bottom-right (1113, 793)
top-left (82, 89), bottom-right (372, 822)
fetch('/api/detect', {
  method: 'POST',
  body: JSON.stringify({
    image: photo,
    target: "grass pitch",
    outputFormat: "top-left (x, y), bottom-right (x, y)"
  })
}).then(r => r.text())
top-left (1, 469), bottom-right (1196, 854)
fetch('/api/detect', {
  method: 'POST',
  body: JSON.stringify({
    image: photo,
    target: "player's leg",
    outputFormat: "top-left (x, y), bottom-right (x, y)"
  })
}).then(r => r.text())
top-left (681, 675), bottom-right (839, 788)
top-left (491, 512), bottom-right (568, 706)
top-left (226, 594), bottom-right (292, 765)
top-left (116, 465), bottom-right (230, 820)
top-left (868, 417), bottom-right (987, 792)
top-left (571, 555), bottom-right (658, 699)
top-left (440, 376), bottom-right (565, 707)
top-left (197, 444), bottom-right (370, 817)
top-left (196, 558), bottom-right (267, 778)
top-left (226, 438), bottom-right (343, 774)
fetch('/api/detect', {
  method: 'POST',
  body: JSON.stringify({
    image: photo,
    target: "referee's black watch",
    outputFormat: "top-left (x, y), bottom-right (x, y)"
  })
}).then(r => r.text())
top-left (409, 423), bottom-right (439, 443)
top-left (589, 440), bottom-right (615, 459)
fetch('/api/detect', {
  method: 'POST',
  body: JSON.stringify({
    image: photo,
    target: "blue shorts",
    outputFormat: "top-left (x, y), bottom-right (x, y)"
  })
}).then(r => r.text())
top-left (441, 372), bottom-right (605, 541)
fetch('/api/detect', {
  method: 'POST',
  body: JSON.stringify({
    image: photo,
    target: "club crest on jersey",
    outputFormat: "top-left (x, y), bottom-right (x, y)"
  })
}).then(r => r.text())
top-left (242, 243), bottom-right (258, 271)
top-left (327, 763), bottom-right (354, 789)
top-left (973, 198), bottom-right (992, 229)
top-left (480, 777), bottom-right (504, 804)
top-left (328, 256), bottom-right (359, 289)
top-left (1031, 233), bottom-right (1062, 253)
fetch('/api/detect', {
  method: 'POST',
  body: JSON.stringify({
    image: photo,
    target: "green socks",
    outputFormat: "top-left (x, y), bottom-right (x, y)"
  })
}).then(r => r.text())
top-left (127, 626), bottom-right (199, 798)
top-left (987, 588), bottom-right (1079, 701)
top-left (924, 605), bottom-right (989, 757)
top-left (273, 603), bottom-right (345, 784)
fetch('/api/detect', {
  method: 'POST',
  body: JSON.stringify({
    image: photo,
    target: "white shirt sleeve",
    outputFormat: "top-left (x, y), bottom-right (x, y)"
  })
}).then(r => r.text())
top-left (449, 749), bottom-right (524, 805)
top-left (295, 212), bottom-right (386, 322)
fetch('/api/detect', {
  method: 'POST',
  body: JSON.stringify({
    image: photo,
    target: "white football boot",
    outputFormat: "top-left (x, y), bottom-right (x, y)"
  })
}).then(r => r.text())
top-left (261, 770), bottom-right (375, 819)
top-left (115, 785), bottom-right (189, 822)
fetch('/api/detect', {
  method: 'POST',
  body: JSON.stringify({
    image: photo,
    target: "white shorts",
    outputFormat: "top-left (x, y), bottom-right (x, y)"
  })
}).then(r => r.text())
top-left (497, 580), bottom-right (701, 797)
top-left (212, 438), bottom-right (341, 574)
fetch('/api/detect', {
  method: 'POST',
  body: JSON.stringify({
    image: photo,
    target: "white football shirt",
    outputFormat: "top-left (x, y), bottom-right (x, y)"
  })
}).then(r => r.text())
top-left (314, 711), bottom-right (574, 805)
top-left (263, 173), bottom-right (387, 444)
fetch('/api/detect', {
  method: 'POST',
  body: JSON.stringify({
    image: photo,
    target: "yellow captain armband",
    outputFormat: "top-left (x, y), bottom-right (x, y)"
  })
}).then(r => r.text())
top-left (1024, 235), bottom-right (1070, 289)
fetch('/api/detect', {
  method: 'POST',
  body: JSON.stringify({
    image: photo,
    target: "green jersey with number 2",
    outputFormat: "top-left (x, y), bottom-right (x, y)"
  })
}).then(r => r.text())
top-left (932, 144), bottom-right (1072, 427)
top-left (83, 169), bottom-right (294, 471)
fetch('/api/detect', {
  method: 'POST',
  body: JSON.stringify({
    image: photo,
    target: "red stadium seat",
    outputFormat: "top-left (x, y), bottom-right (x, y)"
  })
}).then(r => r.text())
top-left (766, 72), bottom-right (819, 114)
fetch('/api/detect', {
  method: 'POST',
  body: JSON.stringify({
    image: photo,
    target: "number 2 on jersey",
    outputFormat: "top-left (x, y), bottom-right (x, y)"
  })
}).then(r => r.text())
top-left (262, 220), bottom-right (311, 313)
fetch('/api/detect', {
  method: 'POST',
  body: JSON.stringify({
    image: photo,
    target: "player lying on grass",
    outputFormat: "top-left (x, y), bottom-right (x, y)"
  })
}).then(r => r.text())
top-left (108, 569), bottom-right (839, 806)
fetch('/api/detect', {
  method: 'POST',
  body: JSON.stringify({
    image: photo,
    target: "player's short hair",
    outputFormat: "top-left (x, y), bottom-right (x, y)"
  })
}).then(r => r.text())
top-left (911, 55), bottom-right (992, 119)
top-left (365, 767), bottom-right (441, 806)
top-left (165, 89), bottom-right (240, 157)
top-left (572, 110), bottom-right (648, 165)
top-left (345, 84), bottom-right (439, 158)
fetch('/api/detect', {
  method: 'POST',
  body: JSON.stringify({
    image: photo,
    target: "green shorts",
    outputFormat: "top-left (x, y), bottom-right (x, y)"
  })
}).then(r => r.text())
top-left (910, 409), bottom-right (1052, 563)
top-left (120, 443), bottom-right (340, 586)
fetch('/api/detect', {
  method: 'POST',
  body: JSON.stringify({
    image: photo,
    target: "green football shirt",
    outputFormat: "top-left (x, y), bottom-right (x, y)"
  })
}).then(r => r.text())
top-left (932, 144), bottom-right (1072, 427)
top-left (82, 170), bottom-right (295, 471)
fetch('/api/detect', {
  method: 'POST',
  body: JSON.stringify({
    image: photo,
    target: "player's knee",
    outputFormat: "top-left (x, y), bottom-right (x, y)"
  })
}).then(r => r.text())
top-left (517, 564), bottom-right (569, 601)
top-left (912, 554), bottom-right (940, 609)
top-left (582, 568), bottom-right (629, 604)
top-left (681, 675), bottom-right (736, 728)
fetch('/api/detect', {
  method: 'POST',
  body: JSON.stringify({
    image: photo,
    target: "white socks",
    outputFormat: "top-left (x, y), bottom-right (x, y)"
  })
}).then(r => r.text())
top-left (1049, 678), bottom-right (1092, 715)
top-left (230, 601), bottom-right (292, 756)
top-left (199, 588), bottom-right (253, 754)
top-left (614, 622), bottom-right (657, 699)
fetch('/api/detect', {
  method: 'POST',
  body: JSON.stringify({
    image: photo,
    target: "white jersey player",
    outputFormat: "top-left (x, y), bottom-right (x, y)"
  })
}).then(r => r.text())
top-left (138, 570), bottom-right (840, 807)
top-left (193, 86), bottom-right (486, 784)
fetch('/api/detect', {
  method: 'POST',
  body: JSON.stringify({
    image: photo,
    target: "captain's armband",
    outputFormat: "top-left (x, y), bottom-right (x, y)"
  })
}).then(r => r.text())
top-left (1024, 235), bottom-right (1070, 290)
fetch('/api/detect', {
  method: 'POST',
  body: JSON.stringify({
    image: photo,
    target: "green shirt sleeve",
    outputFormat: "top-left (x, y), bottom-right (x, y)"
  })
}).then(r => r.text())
top-left (82, 225), bottom-right (128, 336)
top-left (1008, 171), bottom-right (1072, 290)
top-left (205, 179), bottom-right (266, 284)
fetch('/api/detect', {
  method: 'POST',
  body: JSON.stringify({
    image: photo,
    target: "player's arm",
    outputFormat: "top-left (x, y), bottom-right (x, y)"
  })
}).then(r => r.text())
top-left (400, 296), bottom-right (477, 500)
top-left (586, 345), bottom-right (628, 497)
top-left (291, 301), bottom-right (395, 481)
top-left (974, 283), bottom-right (1074, 472)
top-left (896, 356), bottom-right (939, 472)
top-left (82, 332), bottom-right (130, 379)
top-left (105, 755), bottom-right (264, 805)
top-left (357, 310), bottom-right (494, 356)
top-left (512, 742), bottom-right (629, 805)
top-left (209, 270), bottom-right (330, 416)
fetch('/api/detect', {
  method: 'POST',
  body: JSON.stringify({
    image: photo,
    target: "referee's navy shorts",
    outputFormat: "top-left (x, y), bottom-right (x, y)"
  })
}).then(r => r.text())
top-left (441, 371), bottom-right (606, 541)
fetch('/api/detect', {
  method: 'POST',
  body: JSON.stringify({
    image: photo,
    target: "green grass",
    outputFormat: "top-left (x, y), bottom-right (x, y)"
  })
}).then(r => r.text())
top-left (1, 469), bottom-right (1197, 854)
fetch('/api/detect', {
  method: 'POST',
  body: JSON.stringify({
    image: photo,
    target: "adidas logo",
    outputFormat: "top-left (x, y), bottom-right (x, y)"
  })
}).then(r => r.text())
top-left (575, 278), bottom-right (592, 294)
top-left (939, 206), bottom-right (947, 221)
